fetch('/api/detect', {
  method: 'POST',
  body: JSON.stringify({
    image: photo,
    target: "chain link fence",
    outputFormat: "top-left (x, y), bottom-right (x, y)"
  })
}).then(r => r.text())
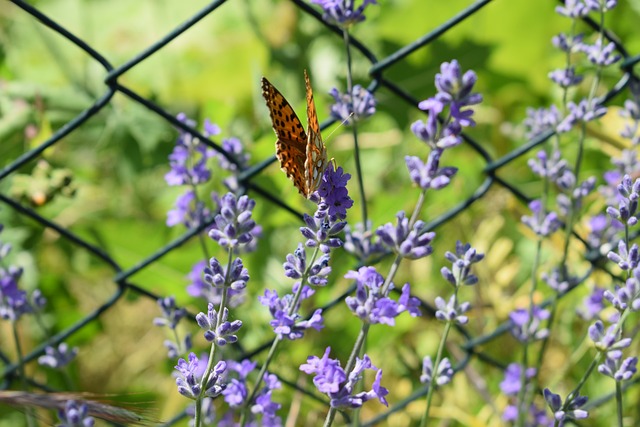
top-left (2, 0), bottom-right (639, 425)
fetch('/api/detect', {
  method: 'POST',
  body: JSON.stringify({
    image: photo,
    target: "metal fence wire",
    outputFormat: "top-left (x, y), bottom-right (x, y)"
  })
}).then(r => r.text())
top-left (2, 0), bottom-right (640, 425)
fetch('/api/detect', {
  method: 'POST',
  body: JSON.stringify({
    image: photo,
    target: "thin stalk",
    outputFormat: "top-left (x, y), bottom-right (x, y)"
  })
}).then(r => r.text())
top-left (194, 247), bottom-right (233, 427)
top-left (12, 323), bottom-right (35, 427)
top-left (419, 320), bottom-right (453, 427)
top-left (323, 324), bottom-right (371, 427)
top-left (515, 237), bottom-right (542, 427)
top-left (240, 246), bottom-right (321, 426)
top-left (342, 28), bottom-right (368, 229)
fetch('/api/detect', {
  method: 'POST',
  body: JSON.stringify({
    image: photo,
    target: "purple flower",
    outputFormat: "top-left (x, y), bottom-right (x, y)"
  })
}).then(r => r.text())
top-left (581, 39), bottom-right (620, 67)
top-left (548, 67), bottom-right (583, 88)
top-left (300, 205), bottom-right (346, 254)
top-left (343, 221), bottom-right (387, 263)
top-left (208, 193), bottom-right (258, 249)
top-left (166, 190), bottom-right (210, 229)
top-left (607, 240), bottom-right (640, 270)
top-left (221, 360), bottom-right (283, 426)
top-left (329, 85), bottom-right (376, 124)
top-left (589, 320), bottom-right (631, 355)
top-left (165, 115), bottom-right (216, 186)
top-left (216, 137), bottom-right (250, 172)
top-left (300, 347), bottom-right (388, 408)
top-left (317, 163), bottom-right (354, 220)
top-left (577, 286), bottom-right (606, 320)
top-left (598, 354), bottom-right (637, 381)
top-left (283, 243), bottom-right (332, 286)
top-left (405, 150), bottom-right (458, 191)
top-left (432, 60), bottom-right (483, 127)
top-left (203, 256), bottom-right (249, 292)
top-left (440, 241), bottom-right (484, 287)
top-left (174, 353), bottom-right (226, 399)
top-left (557, 99), bottom-right (607, 133)
top-left (420, 356), bottom-right (454, 387)
top-left (586, 214), bottom-right (623, 254)
top-left (541, 268), bottom-right (578, 294)
top-left (509, 307), bottom-right (550, 342)
top-left (585, 0), bottom-right (617, 11)
top-left (543, 388), bottom-right (589, 422)
top-left (344, 266), bottom-right (419, 324)
top-left (606, 174), bottom-right (640, 226)
top-left (527, 150), bottom-right (573, 188)
top-left (154, 296), bottom-right (187, 329)
top-left (499, 363), bottom-right (536, 396)
top-left (603, 273), bottom-right (640, 311)
top-left (434, 295), bottom-right (470, 324)
top-left (619, 84), bottom-right (640, 145)
top-left (259, 286), bottom-right (324, 340)
top-left (311, 0), bottom-right (378, 27)
top-left (502, 403), bottom-right (551, 426)
top-left (38, 343), bottom-right (78, 369)
top-left (556, 0), bottom-right (591, 17)
top-left (196, 304), bottom-right (242, 346)
top-left (376, 211), bottom-right (435, 259)
top-left (57, 400), bottom-right (94, 427)
top-left (521, 200), bottom-right (562, 237)
top-left (523, 106), bottom-right (561, 139)
top-left (552, 33), bottom-right (584, 53)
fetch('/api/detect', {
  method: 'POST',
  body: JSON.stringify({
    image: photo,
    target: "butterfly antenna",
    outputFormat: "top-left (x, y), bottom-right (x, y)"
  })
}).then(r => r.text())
top-left (323, 112), bottom-right (354, 142)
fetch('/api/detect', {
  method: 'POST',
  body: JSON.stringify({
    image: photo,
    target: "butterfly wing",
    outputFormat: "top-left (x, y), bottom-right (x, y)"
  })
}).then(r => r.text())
top-left (261, 76), bottom-right (309, 196)
top-left (303, 70), bottom-right (327, 196)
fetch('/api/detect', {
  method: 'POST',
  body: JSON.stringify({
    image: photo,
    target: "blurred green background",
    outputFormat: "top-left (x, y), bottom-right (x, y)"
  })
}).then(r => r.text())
top-left (1, 0), bottom-right (639, 425)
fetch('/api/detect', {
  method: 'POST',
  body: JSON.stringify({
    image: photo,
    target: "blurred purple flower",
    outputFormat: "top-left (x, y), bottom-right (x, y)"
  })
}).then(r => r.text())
top-left (420, 356), bottom-right (454, 387)
top-left (577, 286), bottom-right (606, 320)
top-left (500, 363), bottom-right (536, 396)
top-left (311, 0), bottom-right (378, 27)
top-left (556, 0), bottom-right (591, 17)
top-left (167, 190), bottom-right (210, 229)
top-left (38, 343), bottom-right (78, 369)
top-left (329, 85), bottom-right (376, 124)
top-left (343, 221), bottom-right (387, 263)
top-left (543, 388), bottom-right (589, 422)
top-left (598, 354), bottom-right (637, 381)
top-left (548, 67), bottom-right (583, 88)
top-left (557, 99), bottom-right (607, 133)
top-left (57, 400), bottom-right (94, 427)
top-left (523, 106), bottom-right (561, 139)
top-left (509, 306), bottom-right (550, 342)
top-left (521, 200), bottom-right (562, 237)
top-left (580, 38), bottom-right (620, 67)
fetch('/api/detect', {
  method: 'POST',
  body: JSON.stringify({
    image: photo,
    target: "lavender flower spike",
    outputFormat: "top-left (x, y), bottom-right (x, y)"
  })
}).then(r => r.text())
top-left (57, 400), bottom-right (94, 427)
top-left (208, 193), bottom-right (258, 250)
top-left (376, 211), bottom-right (435, 259)
top-left (329, 85), bottom-right (376, 124)
top-left (311, 0), bottom-right (378, 27)
top-left (543, 388), bottom-right (589, 422)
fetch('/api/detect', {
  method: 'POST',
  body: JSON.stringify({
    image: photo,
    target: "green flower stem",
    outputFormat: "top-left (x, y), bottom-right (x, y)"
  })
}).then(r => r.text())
top-left (195, 247), bottom-right (233, 427)
top-left (240, 246), bottom-right (321, 426)
top-left (615, 381), bottom-right (623, 427)
top-left (12, 323), bottom-right (35, 427)
top-left (419, 320), bottom-right (453, 427)
top-left (342, 28), bottom-right (368, 229)
top-left (323, 323), bottom-right (371, 427)
top-left (515, 237), bottom-right (542, 427)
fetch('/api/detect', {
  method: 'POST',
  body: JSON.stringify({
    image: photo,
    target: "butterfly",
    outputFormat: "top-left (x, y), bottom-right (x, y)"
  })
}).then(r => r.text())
top-left (261, 70), bottom-right (327, 198)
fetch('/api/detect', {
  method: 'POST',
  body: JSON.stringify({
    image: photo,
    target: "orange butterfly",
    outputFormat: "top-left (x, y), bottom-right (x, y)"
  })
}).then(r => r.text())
top-left (261, 70), bottom-right (327, 198)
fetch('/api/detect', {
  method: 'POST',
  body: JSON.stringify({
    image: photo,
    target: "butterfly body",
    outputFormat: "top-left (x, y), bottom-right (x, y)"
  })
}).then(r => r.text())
top-left (261, 70), bottom-right (327, 198)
